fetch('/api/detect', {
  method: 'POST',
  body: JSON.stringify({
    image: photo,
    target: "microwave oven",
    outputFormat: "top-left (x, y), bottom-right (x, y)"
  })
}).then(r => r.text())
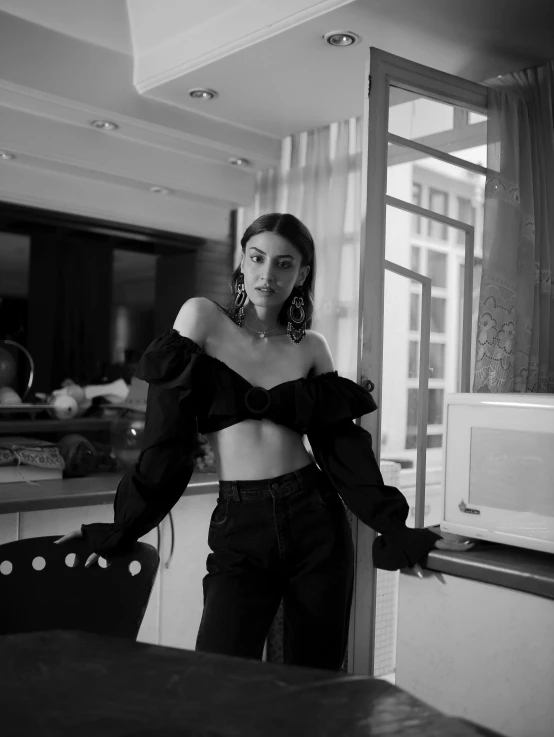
top-left (440, 393), bottom-right (554, 554)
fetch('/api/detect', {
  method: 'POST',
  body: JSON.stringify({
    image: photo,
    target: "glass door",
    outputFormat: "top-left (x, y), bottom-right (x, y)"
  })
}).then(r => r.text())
top-left (349, 48), bottom-right (488, 677)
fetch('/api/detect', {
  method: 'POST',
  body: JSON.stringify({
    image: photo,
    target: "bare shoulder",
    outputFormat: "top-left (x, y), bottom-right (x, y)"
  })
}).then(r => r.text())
top-left (304, 329), bottom-right (335, 375)
top-left (172, 297), bottom-right (219, 348)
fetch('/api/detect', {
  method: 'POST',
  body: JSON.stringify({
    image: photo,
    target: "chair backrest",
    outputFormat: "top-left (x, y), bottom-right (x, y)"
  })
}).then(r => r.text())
top-left (0, 535), bottom-right (159, 639)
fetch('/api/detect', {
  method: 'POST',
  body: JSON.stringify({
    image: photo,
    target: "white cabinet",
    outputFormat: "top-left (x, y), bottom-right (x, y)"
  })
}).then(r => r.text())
top-left (157, 491), bottom-right (216, 650)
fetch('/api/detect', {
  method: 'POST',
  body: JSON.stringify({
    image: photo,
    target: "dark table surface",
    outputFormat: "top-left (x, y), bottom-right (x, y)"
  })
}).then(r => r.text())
top-left (0, 630), bottom-right (489, 737)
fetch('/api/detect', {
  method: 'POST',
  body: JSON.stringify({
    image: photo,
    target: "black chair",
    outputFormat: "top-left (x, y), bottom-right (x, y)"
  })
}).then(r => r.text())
top-left (0, 535), bottom-right (159, 639)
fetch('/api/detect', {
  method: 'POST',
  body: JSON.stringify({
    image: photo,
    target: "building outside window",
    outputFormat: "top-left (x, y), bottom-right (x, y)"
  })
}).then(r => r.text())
top-left (428, 188), bottom-right (448, 240)
top-left (456, 196), bottom-right (476, 244)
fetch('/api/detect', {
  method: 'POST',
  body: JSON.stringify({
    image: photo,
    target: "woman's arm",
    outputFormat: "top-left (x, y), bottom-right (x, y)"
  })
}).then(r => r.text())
top-left (305, 330), bottom-right (472, 569)
top-left (64, 299), bottom-right (217, 559)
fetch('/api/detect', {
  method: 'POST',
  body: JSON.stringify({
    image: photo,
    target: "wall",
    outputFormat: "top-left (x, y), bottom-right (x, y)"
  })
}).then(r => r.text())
top-left (396, 571), bottom-right (554, 737)
top-left (195, 236), bottom-right (234, 309)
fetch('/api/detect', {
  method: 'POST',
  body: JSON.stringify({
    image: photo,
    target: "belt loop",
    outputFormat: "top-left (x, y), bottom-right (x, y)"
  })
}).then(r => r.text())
top-left (293, 468), bottom-right (304, 489)
top-left (232, 480), bottom-right (240, 502)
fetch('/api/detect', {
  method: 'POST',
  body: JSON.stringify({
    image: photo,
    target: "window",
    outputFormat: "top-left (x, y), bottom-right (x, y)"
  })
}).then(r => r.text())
top-left (427, 250), bottom-right (447, 288)
top-left (457, 196), bottom-right (476, 244)
top-left (410, 245), bottom-right (421, 284)
top-left (427, 434), bottom-right (443, 448)
top-left (411, 245), bottom-right (421, 273)
top-left (405, 388), bottom-right (444, 448)
top-left (430, 297), bottom-right (446, 332)
top-left (429, 343), bottom-right (445, 379)
top-left (409, 293), bottom-right (420, 331)
top-left (428, 189), bottom-right (449, 240)
top-left (428, 388), bottom-right (444, 424)
top-left (412, 183), bottom-right (422, 234)
top-left (406, 387), bottom-right (444, 426)
top-left (408, 340), bottom-right (419, 378)
top-left (406, 389), bottom-right (419, 440)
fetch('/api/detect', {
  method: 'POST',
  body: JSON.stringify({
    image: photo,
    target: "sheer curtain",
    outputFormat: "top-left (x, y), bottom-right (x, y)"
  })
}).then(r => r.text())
top-left (239, 117), bottom-right (363, 379)
top-left (473, 61), bottom-right (554, 393)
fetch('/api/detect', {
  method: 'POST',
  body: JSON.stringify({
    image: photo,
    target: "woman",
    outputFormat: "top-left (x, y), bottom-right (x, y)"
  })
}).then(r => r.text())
top-left (57, 213), bottom-right (471, 672)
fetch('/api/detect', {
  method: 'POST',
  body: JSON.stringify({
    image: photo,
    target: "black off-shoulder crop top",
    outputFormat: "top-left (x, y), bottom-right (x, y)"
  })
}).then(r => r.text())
top-left (81, 329), bottom-right (439, 570)
top-left (136, 328), bottom-right (378, 436)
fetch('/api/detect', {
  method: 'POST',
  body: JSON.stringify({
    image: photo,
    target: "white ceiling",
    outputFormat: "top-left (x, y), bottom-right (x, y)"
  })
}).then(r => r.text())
top-left (0, 0), bottom-right (553, 242)
top-left (0, 0), bottom-right (134, 53)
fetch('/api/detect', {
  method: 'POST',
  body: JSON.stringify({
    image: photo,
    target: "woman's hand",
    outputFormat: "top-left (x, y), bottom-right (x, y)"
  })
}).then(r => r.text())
top-left (412, 526), bottom-right (474, 579)
top-left (55, 530), bottom-right (100, 568)
top-left (428, 525), bottom-right (475, 552)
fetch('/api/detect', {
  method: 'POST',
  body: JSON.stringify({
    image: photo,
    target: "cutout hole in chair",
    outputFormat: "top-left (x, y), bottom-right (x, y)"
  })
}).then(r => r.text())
top-left (128, 560), bottom-right (141, 577)
top-left (32, 556), bottom-right (46, 571)
top-left (65, 553), bottom-right (78, 568)
top-left (0, 560), bottom-right (13, 575)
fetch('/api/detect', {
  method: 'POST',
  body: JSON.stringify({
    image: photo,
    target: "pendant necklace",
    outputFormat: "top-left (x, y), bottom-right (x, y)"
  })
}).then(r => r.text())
top-left (243, 324), bottom-right (281, 340)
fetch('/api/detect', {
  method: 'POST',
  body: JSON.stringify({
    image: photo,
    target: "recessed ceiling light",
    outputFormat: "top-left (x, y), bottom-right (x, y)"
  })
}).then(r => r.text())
top-left (323, 30), bottom-right (360, 47)
top-left (229, 157), bottom-right (251, 167)
top-left (0, 151), bottom-right (15, 160)
top-left (149, 186), bottom-right (171, 195)
top-left (189, 88), bottom-right (218, 100)
top-left (91, 120), bottom-right (119, 131)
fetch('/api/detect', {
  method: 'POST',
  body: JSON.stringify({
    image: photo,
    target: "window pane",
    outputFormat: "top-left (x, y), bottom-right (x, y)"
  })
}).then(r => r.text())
top-left (406, 388), bottom-right (444, 427)
top-left (389, 88), bottom-right (454, 139)
top-left (427, 434), bottom-right (443, 448)
top-left (428, 189), bottom-right (448, 240)
top-left (427, 250), bottom-right (447, 287)
top-left (408, 340), bottom-right (419, 378)
top-left (388, 87), bottom-right (487, 165)
top-left (409, 293), bottom-right (420, 331)
top-left (410, 245), bottom-right (421, 284)
top-left (430, 297), bottom-right (446, 332)
top-left (428, 389), bottom-right (444, 424)
top-left (406, 388), bottom-right (419, 432)
top-left (411, 245), bottom-right (421, 272)
top-left (456, 196), bottom-right (476, 244)
top-left (412, 183), bottom-right (422, 234)
top-left (469, 111), bottom-right (487, 124)
top-left (429, 343), bottom-right (445, 379)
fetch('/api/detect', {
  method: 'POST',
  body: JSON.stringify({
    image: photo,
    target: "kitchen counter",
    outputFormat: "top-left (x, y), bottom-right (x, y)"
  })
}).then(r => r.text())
top-left (0, 471), bottom-right (219, 514)
top-left (420, 541), bottom-right (554, 601)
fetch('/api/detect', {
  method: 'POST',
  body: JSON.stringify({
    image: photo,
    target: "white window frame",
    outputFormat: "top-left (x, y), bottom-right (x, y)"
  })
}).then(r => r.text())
top-left (349, 48), bottom-right (487, 677)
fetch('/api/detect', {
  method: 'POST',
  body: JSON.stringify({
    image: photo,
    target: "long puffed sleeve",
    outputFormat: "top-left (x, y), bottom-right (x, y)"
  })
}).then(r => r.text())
top-left (80, 330), bottom-right (202, 557)
top-left (307, 419), bottom-right (438, 570)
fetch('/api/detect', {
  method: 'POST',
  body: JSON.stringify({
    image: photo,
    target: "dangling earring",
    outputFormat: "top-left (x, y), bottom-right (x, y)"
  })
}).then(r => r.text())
top-left (233, 273), bottom-right (247, 327)
top-left (287, 286), bottom-right (306, 345)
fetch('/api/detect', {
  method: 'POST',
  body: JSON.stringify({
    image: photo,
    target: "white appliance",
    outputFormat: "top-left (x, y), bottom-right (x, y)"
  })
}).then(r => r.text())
top-left (441, 393), bottom-right (554, 554)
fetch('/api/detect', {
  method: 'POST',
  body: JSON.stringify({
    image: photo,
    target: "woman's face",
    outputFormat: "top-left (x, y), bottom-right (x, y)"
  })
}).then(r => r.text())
top-left (241, 231), bottom-right (310, 308)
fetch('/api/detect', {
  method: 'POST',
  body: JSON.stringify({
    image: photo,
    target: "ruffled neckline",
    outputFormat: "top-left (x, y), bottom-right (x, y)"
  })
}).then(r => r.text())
top-left (169, 328), bottom-right (340, 392)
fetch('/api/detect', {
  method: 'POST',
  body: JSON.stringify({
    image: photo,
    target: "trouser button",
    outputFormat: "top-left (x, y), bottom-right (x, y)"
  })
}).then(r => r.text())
top-left (271, 482), bottom-right (279, 491)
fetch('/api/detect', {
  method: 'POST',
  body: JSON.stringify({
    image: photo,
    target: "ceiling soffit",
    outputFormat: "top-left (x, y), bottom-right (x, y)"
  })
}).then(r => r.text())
top-left (129, 0), bottom-right (356, 92)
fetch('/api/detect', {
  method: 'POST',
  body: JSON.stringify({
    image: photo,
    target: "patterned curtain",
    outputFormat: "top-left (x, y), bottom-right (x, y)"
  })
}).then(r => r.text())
top-left (473, 62), bottom-right (554, 393)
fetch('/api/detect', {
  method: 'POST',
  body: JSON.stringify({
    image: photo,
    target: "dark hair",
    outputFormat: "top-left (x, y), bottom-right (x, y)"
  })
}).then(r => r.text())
top-left (229, 213), bottom-right (316, 328)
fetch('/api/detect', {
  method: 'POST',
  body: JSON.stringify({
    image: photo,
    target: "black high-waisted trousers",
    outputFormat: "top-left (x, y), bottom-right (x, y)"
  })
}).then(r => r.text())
top-left (195, 462), bottom-right (355, 671)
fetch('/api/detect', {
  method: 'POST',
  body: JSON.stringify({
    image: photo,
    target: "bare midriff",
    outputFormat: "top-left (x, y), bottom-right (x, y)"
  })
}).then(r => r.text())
top-left (206, 419), bottom-right (313, 481)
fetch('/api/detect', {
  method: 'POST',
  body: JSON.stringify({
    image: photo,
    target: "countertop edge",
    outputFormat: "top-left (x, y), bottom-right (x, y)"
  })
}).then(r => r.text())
top-left (0, 472), bottom-right (220, 514)
top-left (408, 543), bottom-right (554, 601)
